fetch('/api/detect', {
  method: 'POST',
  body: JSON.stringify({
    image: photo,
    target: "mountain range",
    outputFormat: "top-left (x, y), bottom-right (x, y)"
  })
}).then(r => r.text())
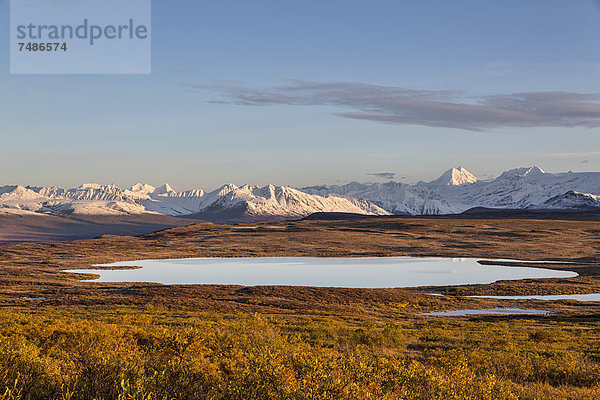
top-left (2, 166), bottom-right (600, 223)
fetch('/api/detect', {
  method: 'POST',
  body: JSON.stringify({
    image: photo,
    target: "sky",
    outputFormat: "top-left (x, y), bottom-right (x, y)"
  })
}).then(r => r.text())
top-left (1, 0), bottom-right (600, 190)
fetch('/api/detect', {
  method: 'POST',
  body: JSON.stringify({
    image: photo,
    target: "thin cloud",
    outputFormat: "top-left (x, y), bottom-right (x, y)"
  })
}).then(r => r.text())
top-left (367, 172), bottom-right (396, 180)
top-left (547, 152), bottom-right (600, 159)
top-left (192, 81), bottom-right (600, 131)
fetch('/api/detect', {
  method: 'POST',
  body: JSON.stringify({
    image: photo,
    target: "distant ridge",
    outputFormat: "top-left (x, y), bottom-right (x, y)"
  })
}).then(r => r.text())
top-left (537, 191), bottom-right (600, 210)
top-left (1, 166), bottom-right (600, 222)
top-left (301, 212), bottom-right (381, 221)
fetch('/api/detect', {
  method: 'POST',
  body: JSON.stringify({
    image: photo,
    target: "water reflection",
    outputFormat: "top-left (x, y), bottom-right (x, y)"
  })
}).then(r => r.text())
top-left (64, 257), bottom-right (577, 288)
top-left (422, 308), bottom-right (550, 317)
top-left (471, 294), bottom-right (600, 302)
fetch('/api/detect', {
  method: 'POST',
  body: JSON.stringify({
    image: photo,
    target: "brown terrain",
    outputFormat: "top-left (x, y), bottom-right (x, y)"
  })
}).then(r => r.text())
top-left (1, 214), bottom-right (599, 317)
top-left (3, 214), bottom-right (600, 399)
top-left (0, 212), bottom-right (198, 244)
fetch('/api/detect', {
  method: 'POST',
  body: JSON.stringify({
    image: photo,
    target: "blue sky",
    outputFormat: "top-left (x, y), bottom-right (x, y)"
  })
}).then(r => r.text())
top-left (1, 0), bottom-right (600, 190)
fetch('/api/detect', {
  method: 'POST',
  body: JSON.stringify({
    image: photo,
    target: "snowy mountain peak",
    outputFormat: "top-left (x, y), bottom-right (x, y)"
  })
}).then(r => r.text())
top-left (77, 183), bottom-right (105, 190)
top-left (528, 166), bottom-right (545, 174)
top-left (129, 183), bottom-right (156, 194)
top-left (430, 167), bottom-right (478, 187)
top-left (153, 183), bottom-right (175, 195)
top-left (499, 166), bottom-right (545, 180)
top-left (217, 183), bottom-right (238, 196)
top-left (0, 185), bottom-right (40, 199)
top-left (1, 166), bottom-right (599, 219)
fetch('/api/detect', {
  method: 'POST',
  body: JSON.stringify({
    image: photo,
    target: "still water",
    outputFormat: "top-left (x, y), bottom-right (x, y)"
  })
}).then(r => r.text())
top-left (64, 257), bottom-right (577, 288)
top-left (422, 308), bottom-right (551, 317)
top-left (471, 294), bottom-right (600, 302)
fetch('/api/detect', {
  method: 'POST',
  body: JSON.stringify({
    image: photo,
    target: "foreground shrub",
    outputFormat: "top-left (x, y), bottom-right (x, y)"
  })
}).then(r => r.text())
top-left (0, 310), bottom-right (598, 399)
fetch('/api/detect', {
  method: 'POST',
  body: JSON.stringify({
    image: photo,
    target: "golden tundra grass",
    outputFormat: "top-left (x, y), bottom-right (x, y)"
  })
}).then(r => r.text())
top-left (0, 216), bottom-right (599, 399)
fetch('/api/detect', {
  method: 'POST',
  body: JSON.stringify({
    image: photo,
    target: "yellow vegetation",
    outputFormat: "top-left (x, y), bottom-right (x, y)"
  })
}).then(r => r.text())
top-left (1, 309), bottom-right (599, 400)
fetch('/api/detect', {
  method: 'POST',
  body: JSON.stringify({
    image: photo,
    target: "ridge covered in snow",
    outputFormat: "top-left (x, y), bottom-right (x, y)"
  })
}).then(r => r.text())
top-left (2, 166), bottom-right (599, 221)
top-left (0, 181), bottom-right (389, 219)
top-left (536, 191), bottom-right (600, 210)
top-left (302, 166), bottom-right (600, 215)
top-left (302, 181), bottom-right (457, 215)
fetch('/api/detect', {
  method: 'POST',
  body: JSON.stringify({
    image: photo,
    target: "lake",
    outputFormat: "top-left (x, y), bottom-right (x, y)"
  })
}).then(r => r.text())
top-left (64, 257), bottom-right (578, 288)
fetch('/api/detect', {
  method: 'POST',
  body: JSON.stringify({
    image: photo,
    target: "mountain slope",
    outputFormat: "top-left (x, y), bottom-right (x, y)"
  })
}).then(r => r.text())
top-left (2, 166), bottom-right (599, 222)
top-left (188, 184), bottom-right (390, 221)
top-left (0, 182), bottom-right (389, 221)
top-left (449, 167), bottom-right (600, 211)
top-left (536, 191), bottom-right (600, 210)
top-left (302, 181), bottom-right (457, 215)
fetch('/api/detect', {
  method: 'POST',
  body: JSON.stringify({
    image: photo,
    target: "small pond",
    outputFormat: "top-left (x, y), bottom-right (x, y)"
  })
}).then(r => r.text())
top-left (471, 294), bottom-right (600, 302)
top-left (422, 308), bottom-right (551, 317)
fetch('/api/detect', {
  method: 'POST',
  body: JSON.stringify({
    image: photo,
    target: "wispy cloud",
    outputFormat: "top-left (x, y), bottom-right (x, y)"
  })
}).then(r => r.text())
top-left (547, 152), bottom-right (600, 159)
top-left (367, 172), bottom-right (396, 180)
top-left (192, 80), bottom-right (600, 131)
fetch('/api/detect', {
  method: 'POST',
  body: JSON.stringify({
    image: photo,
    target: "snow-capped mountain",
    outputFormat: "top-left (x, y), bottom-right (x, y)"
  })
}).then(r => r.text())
top-left (211, 184), bottom-right (388, 218)
top-left (0, 185), bottom-right (47, 212)
top-left (0, 184), bottom-right (148, 216)
top-left (126, 183), bottom-right (210, 216)
top-left (536, 191), bottom-right (600, 210)
top-left (303, 166), bottom-right (600, 215)
top-left (440, 167), bottom-right (600, 212)
top-left (302, 181), bottom-right (457, 215)
top-left (0, 181), bottom-right (388, 219)
top-left (426, 167), bottom-right (478, 187)
top-left (125, 182), bottom-right (389, 218)
top-left (1, 166), bottom-right (599, 221)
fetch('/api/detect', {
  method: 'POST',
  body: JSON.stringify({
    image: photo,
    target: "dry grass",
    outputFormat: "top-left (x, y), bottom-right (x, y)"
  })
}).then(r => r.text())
top-left (1, 216), bottom-right (600, 399)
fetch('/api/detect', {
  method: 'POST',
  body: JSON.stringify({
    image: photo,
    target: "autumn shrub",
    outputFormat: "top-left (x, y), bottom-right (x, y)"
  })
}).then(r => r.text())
top-left (0, 310), bottom-right (598, 399)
